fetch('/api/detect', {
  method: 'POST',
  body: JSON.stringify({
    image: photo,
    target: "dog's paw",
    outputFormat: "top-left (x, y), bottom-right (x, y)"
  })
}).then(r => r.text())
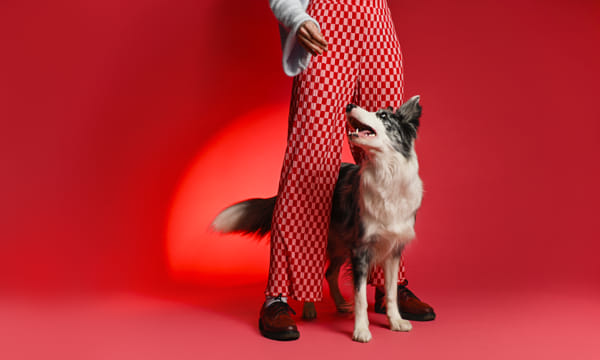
top-left (302, 302), bottom-right (317, 321)
top-left (335, 301), bottom-right (352, 314)
top-left (352, 327), bottom-right (372, 343)
top-left (389, 317), bottom-right (412, 332)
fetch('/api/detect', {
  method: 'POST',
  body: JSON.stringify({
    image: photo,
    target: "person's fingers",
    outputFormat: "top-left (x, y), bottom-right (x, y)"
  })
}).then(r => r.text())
top-left (298, 33), bottom-right (323, 55)
top-left (297, 25), bottom-right (325, 55)
top-left (297, 21), bottom-right (328, 53)
top-left (297, 27), bottom-right (315, 51)
top-left (297, 25), bottom-right (310, 39)
top-left (304, 22), bottom-right (328, 49)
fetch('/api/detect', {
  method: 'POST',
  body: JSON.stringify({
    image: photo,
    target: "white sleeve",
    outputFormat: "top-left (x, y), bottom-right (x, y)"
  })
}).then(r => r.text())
top-left (269, 0), bottom-right (320, 76)
top-left (269, 0), bottom-right (313, 30)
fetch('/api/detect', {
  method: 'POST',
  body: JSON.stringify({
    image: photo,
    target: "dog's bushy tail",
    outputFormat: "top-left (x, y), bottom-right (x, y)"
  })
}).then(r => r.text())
top-left (211, 197), bottom-right (276, 237)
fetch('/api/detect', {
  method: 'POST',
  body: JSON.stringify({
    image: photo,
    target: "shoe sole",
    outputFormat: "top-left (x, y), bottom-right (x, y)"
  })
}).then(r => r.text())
top-left (374, 306), bottom-right (436, 321)
top-left (259, 320), bottom-right (300, 341)
top-left (400, 311), bottom-right (436, 321)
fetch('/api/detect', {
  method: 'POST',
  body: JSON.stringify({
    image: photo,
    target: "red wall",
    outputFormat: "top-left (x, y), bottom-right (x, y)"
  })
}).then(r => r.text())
top-left (1, 0), bottom-right (599, 293)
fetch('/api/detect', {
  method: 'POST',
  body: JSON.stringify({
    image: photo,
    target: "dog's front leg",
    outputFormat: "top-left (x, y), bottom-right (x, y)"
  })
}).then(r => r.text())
top-left (351, 248), bottom-right (372, 343)
top-left (384, 254), bottom-right (412, 332)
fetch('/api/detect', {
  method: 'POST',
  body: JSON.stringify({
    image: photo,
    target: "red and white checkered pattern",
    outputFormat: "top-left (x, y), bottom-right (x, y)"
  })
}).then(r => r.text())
top-left (267, 0), bottom-right (407, 302)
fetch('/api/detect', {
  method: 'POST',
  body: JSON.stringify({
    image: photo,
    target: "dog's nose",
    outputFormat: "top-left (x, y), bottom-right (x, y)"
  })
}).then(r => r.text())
top-left (346, 104), bottom-right (356, 113)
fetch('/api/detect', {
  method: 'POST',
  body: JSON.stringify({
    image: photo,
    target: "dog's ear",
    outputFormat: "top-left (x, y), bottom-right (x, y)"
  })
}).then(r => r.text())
top-left (397, 95), bottom-right (421, 129)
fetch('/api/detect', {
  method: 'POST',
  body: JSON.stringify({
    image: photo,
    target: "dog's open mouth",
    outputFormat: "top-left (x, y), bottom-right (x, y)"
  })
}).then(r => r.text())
top-left (347, 116), bottom-right (377, 138)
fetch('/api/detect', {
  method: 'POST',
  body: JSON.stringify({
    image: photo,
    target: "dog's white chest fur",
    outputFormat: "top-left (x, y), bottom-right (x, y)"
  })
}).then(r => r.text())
top-left (359, 151), bottom-right (423, 260)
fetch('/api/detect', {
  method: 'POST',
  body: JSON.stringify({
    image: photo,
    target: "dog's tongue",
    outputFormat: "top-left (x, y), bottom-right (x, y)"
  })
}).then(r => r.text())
top-left (349, 127), bottom-right (375, 138)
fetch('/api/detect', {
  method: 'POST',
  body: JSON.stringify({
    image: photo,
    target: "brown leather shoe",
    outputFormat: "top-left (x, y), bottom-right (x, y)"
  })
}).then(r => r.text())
top-left (374, 282), bottom-right (436, 321)
top-left (259, 299), bottom-right (300, 341)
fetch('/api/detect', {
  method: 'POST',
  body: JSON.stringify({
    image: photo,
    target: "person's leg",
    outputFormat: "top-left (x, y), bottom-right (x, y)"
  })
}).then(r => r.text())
top-left (265, 4), bottom-right (364, 304)
top-left (260, 0), bottom-right (366, 340)
top-left (352, 0), bottom-right (435, 321)
top-left (349, 0), bottom-right (407, 288)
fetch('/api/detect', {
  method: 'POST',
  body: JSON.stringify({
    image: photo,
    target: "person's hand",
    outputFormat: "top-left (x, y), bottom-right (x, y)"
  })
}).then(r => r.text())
top-left (297, 21), bottom-right (328, 56)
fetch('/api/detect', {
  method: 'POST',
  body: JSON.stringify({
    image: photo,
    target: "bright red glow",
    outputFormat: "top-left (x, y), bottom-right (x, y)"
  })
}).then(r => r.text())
top-left (166, 105), bottom-right (356, 281)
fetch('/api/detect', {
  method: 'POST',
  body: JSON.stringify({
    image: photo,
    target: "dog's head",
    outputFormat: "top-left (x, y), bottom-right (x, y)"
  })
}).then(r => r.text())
top-left (346, 95), bottom-right (421, 158)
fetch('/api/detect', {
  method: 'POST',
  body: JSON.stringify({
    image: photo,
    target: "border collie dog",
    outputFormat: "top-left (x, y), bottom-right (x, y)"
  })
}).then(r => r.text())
top-left (212, 95), bottom-right (423, 342)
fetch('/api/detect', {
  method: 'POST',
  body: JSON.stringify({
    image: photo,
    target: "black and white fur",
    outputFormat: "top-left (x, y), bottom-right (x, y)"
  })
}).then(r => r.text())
top-left (212, 96), bottom-right (423, 343)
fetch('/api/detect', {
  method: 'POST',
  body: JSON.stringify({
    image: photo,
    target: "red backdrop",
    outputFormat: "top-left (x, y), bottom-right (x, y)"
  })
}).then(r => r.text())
top-left (1, 0), bottom-right (599, 294)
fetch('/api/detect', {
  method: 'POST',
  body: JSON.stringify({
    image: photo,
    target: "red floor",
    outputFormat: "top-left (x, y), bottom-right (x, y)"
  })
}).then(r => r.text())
top-left (2, 282), bottom-right (598, 360)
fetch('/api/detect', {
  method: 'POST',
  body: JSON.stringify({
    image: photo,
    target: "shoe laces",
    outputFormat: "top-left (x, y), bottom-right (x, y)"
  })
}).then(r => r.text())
top-left (270, 294), bottom-right (296, 317)
top-left (397, 283), bottom-right (420, 301)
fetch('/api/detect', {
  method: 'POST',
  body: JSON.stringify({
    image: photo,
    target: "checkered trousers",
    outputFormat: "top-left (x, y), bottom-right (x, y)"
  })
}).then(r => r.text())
top-left (266, 0), bottom-right (407, 302)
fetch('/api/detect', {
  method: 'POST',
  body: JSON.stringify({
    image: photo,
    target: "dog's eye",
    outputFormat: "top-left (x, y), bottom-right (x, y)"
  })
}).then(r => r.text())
top-left (379, 112), bottom-right (388, 119)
